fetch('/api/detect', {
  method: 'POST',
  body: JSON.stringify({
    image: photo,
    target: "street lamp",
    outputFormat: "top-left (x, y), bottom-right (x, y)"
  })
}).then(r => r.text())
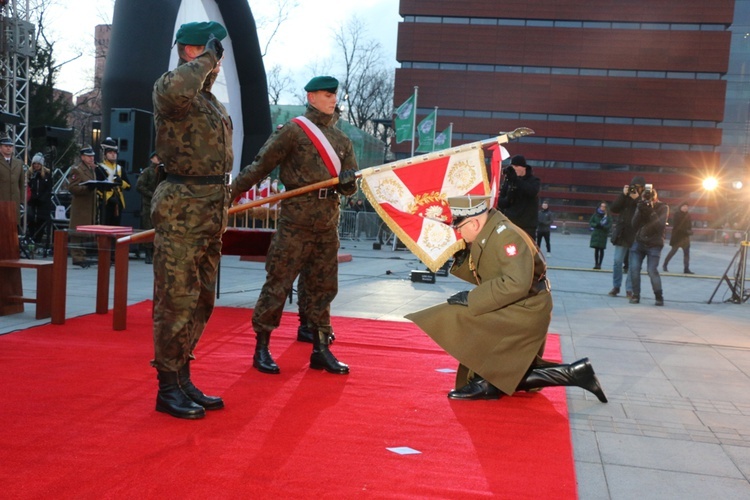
top-left (91, 121), bottom-right (101, 162)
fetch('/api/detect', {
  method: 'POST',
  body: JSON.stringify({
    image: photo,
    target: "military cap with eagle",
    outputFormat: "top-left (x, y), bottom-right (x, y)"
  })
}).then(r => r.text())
top-left (448, 195), bottom-right (491, 227)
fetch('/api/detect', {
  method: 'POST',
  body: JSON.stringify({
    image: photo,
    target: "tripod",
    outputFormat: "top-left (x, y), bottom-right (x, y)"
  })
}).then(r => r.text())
top-left (708, 228), bottom-right (749, 304)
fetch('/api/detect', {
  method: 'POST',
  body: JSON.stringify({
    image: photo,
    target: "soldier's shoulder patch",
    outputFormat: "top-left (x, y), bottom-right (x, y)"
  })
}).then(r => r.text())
top-left (504, 244), bottom-right (518, 257)
top-left (71, 173), bottom-right (77, 181)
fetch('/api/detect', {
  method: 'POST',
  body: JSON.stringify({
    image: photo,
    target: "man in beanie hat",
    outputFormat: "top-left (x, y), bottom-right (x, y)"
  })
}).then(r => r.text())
top-left (150, 20), bottom-right (230, 419)
top-left (0, 136), bottom-right (24, 225)
top-left (608, 176), bottom-right (646, 297)
top-left (406, 195), bottom-right (607, 403)
top-left (230, 75), bottom-right (358, 377)
top-left (496, 154), bottom-right (540, 239)
top-left (629, 186), bottom-right (669, 306)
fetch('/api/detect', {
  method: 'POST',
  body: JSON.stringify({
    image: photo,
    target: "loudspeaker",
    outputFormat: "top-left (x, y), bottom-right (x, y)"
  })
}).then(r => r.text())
top-left (109, 108), bottom-right (153, 174)
top-left (108, 108), bottom-right (154, 229)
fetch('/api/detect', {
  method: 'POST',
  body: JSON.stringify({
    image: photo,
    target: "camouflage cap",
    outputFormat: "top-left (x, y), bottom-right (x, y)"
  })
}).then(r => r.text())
top-left (449, 195), bottom-right (491, 227)
top-left (175, 21), bottom-right (227, 46)
top-left (304, 76), bottom-right (339, 93)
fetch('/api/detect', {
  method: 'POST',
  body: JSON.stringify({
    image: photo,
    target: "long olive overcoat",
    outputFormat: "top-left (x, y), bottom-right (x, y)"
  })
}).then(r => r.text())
top-left (406, 209), bottom-right (552, 395)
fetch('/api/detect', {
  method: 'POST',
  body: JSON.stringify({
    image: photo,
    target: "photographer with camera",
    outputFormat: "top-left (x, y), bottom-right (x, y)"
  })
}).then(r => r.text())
top-left (496, 155), bottom-right (540, 239)
top-left (608, 176), bottom-right (645, 297)
top-left (629, 183), bottom-right (669, 306)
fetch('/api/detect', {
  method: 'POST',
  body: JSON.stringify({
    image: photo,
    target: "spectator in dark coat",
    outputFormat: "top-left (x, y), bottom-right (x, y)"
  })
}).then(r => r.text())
top-left (608, 176), bottom-right (645, 297)
top-left (662, 202), bottom-right (693, 274)
top-left (536, 200), bottom-right (553, 254)
top-left (26, 153), bottom-right (53, 244)
top-left (589, 202), bottom-right (611, 269)
top-left (496, 155), bottom-right (540, 239)
top-left (629, 187), bottom-right (669, 306)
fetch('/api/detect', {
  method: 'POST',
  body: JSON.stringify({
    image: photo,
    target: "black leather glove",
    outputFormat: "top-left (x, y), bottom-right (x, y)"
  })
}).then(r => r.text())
top-left (205, 34), bottom-right (224, 60)
top-left (113, 175), bottom-right (122, 185)
top-left (503, 165), bottom-right (517, 181)
top-left (447, 290), bottom-right (469, 307)
top-left (338, 169), bottom-right (356, 186)
top-left (452, 247), bottom-right (469, 268)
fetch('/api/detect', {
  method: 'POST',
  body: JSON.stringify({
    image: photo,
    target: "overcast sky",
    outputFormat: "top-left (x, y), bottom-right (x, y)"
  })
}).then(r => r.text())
top-left (46, 0), bottom-right (401, 102)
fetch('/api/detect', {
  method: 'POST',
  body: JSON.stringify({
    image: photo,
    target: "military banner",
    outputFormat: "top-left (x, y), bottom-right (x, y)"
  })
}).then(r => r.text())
top-left (485, 143), bottom-right (510, 207)
top-left (360, 146), bottom-right (490, 272)
top-left (393, 93), bottom-right (416, 144)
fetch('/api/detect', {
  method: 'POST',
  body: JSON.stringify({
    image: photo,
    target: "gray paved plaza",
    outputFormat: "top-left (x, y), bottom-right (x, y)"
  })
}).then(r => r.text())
top-left (3, 229), bottom-right (750, 499)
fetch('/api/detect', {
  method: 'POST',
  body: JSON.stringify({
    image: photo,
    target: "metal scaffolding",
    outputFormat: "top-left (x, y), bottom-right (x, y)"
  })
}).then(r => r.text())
top-left (0, 0), bottom-right (34, 163)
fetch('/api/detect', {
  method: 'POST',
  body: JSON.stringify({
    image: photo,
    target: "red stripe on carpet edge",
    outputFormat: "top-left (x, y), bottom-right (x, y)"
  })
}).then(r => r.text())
top-left (0, 300), bottom-right (576, 499)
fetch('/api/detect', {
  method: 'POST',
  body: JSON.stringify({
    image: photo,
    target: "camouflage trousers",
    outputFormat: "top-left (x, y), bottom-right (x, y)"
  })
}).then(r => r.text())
top-left (253, 221), bottom-right (339, 335)
top-left (150, 183), bottom-right (227, 372)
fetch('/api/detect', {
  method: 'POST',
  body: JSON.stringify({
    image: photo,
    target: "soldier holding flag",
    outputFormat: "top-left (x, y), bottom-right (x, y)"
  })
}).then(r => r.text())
top-left (230, 75), bottom-right (358, 376)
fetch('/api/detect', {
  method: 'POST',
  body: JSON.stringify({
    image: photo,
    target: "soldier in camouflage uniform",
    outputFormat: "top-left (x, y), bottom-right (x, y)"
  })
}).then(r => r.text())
top-left (150, 21), bottom-right (230, 420)
top-left (230, 75), bottom-right (358, 376)
top-left (136, 152), bottom-right (163, 264)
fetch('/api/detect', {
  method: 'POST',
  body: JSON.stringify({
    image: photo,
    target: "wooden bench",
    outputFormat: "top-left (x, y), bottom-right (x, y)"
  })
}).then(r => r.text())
top-left (0, 259), bottom-right (54, 319)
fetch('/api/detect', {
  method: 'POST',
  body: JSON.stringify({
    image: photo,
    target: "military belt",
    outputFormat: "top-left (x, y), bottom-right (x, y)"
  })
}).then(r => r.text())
top-left (166, 173), bottom-right (230, 185)
top-left (306, 187), bottom-right (338, 199)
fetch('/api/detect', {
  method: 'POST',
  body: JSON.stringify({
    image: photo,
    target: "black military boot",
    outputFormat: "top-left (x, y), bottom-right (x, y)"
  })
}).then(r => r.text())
top-left (297, 324), bottom-right (336, 343)
top-left (253, 331), bottom-right (280, 374)
top-left (297, 324), bottom-right (314, 343)
top-left (516, 358), bottom-right (608, 403)
top-left (310, 328), bottom-right (349, 374)
top-left (654, 291), bottom-right (664, 306)
top-left (177, 362), bottom-right (224, 410)
top-left (156, 370), bottom-right (205, 419)
top-left (447, 376), bottom-right (501, 400)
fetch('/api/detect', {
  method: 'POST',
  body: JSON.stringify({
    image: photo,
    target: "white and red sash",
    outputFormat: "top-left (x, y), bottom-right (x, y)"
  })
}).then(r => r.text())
top-left (291, 116), bottom-right (341, 178)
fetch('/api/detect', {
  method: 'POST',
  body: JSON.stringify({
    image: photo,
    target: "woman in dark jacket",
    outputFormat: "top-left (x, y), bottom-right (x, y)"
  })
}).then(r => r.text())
top-left (589, 202), bottom-right (611, 269)
top-left (26, 153), bottom-right (53, 244)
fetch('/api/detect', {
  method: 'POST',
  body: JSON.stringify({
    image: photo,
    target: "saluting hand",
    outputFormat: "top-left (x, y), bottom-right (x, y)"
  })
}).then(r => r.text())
top-left (206, 34), bottom-right (224, 61)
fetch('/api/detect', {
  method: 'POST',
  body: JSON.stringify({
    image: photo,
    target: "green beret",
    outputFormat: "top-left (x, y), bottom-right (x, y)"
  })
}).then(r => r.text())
top-left (175, 21), bottom-right (227, 46)
top-left (304, 76), bottom-right (339, 93)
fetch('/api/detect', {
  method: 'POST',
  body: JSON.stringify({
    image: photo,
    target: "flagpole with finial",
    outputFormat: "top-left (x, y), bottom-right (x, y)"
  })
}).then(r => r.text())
top-left (431, 106), bottom-right (438, 152)
top-left (410, 86), bottom-right (418, 157)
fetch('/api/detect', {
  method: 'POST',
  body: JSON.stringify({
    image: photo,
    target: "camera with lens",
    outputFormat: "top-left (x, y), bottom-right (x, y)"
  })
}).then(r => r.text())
top-left (628, 185), bottom-right (639, 195)
top-left (641, 183), bottom-right (654, 201)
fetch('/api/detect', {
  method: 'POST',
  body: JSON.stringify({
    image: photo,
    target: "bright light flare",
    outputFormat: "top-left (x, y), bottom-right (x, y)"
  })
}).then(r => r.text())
top-left (702, 177), bottom-right (719, 191)
top-left (732, 180), bottom-right (744, 190)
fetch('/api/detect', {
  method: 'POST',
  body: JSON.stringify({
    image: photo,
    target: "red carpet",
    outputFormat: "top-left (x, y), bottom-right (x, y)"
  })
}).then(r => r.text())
top-left (0, 302), bottom-right (576, 499)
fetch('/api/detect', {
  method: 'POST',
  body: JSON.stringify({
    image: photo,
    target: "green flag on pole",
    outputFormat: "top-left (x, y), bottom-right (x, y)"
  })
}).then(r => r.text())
top-left (394, 94), bottom-right (416, 144)
top-left (415, 109), bottom-right (437, 153)
top-left (433, 123), bottom-right (452, 151)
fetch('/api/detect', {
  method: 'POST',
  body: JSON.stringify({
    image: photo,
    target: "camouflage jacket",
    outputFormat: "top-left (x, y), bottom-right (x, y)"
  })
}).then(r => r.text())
top-left (152, 50), bottom-right (233, 178)
top-left (136, 163), bottom-right (162, 210)
top-left (231, 105), bottom-right (358, 230)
